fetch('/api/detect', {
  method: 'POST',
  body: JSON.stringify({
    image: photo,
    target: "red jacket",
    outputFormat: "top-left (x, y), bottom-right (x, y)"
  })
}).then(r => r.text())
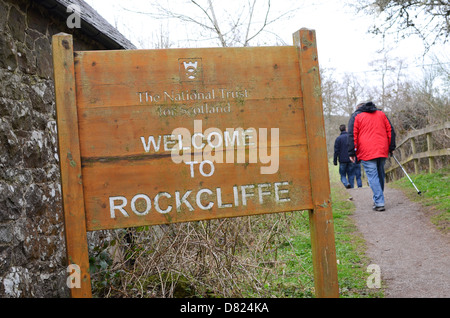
top-left (348, 102), bottom-right (396, 161)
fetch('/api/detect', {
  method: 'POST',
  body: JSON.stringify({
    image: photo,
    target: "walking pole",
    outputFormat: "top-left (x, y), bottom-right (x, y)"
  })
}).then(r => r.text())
top-left (392, 154), bottom-right (422, 195)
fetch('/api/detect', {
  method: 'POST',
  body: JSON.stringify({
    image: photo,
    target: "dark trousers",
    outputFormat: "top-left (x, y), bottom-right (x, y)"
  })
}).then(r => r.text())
top-left (339, 162), bottom-right (355, 188)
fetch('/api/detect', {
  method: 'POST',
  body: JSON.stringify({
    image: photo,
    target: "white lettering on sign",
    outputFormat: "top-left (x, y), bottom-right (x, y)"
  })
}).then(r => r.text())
top-left (109, 196), bottom-right (129, 218)
top-left (136, 88), bottom-right (248, 104)
top-left (156, 103), bottom-right (232, 118)
top-left (183, 160), bottom-right (215, 177)
top-left (136, 87), bottom-right (248, 118)
top-left (176, 190), bottom-right (194, 212)
top-left (140, 120), bottom-right (279, 175)
top-left (109, 181), bottom-right (291, 219)
top-left (140, 135), bottom-right (161, 153)
top-left (154, 192), bottom-right (172, 214)
top-left (131, 194), bottom-right (151, 216)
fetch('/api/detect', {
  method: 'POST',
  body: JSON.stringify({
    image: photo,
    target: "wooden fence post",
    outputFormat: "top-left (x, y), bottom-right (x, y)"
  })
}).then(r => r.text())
top-left (293, 28), bottom-right (339, 298)
top-left (52, 33), bottom-right (92, 298)
top-left (411, 138), bottom-right (419, 174)
top-left (426, 133), bottom-right (434, 173)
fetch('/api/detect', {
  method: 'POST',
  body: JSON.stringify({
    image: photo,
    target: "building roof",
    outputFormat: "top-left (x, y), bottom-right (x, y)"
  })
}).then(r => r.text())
top-left (35, 0), bottom-right (136, 50)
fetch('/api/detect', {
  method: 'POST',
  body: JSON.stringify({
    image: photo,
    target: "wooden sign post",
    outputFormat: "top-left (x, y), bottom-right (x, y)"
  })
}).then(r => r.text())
top-left (52, 28), bottom-right (339, 298)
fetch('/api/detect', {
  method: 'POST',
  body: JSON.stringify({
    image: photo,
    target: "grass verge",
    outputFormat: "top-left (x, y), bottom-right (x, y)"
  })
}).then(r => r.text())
top-left (328, 164), bottom-right (383, 298)
top-left (261, 164), bottom-right (383, 298)
top-left (389, 167), bottom-right (449, 234)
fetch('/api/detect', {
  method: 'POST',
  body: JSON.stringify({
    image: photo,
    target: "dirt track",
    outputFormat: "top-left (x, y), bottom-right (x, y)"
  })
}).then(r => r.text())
top-left (348, 185), bottom-right (450, 298)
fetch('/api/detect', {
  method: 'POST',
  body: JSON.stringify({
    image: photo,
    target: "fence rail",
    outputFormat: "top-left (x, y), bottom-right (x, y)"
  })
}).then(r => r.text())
top-left (386, 122), bottom-right (450, 180)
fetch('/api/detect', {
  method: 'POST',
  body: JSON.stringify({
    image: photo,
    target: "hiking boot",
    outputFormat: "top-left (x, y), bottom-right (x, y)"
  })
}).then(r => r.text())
top-left (346, 184), bottom-right (351, 189)
top-left (372, 205), bottom-right (385, 212)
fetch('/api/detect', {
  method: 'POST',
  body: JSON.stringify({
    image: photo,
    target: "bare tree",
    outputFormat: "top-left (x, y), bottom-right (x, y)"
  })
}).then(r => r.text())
top-left (341, 73), bottom-right (366, 116)
top-left (321, 68), bottom-right (347, 156)
top-left (320, 68), bottom-right (342, 118)
top-left (352, 0), bottom-right (450, 52)
top-left (365, 47), bottom-right (410, 112)
top-left (431, 53), bottom-right (450, 96)
top-left (123, 0), bottom-right (300, 47)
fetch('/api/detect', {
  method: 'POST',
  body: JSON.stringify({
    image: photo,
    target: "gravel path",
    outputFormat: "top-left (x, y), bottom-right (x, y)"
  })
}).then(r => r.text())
top-left (348, 185), bottom-right (450, 298)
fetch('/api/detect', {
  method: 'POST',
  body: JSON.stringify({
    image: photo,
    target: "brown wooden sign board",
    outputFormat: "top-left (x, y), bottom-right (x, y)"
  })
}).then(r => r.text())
top-left (52, 29), bottom-right (339, 298)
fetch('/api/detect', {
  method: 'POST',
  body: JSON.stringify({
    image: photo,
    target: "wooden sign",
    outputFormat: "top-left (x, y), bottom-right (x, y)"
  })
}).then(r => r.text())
top-left (52, 29), bottom-right (339, 298)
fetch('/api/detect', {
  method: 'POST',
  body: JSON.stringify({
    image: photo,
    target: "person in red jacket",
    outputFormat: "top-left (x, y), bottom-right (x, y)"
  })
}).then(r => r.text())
top-left (348, 101), bottom-right (396, 211)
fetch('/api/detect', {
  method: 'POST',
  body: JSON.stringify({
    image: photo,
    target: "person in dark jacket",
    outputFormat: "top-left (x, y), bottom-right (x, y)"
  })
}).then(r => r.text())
top-left (353, 162), bottom-right (363, 188)
top-left (334, 124), bottom-right (354, 188)
top-left (348, 101), bottom-right (396, 211)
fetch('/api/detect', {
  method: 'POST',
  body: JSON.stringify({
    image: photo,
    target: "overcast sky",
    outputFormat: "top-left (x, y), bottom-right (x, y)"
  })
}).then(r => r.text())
top-left (85, 0), bottom-right (447, 80)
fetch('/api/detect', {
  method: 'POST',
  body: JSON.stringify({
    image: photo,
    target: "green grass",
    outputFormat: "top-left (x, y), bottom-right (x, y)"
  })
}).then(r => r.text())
top-left (328, 165), bottom-right (383, 298)
top-left (260, 164), bottom-right (384, 298)
top-left (389, 167), bottom-right (449, 233)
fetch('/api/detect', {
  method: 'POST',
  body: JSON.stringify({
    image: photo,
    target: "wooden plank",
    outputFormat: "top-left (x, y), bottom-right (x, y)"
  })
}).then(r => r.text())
top-left (72, 46), bottom-right (315, 231)
top-left (411, 138), bottom-right (419, 174)
top-left (386, 148), bottom-right (450, 174)
top-left (74, 47), bottom-right (300, 109)
top-left (395, 121), bottom-right (450, 148)
top-left (52, 33), bottom-right (92, 298)
top-left (294, 28), bottom-right (339, 298)
top-left (426, 133), bottom-right (434, 173)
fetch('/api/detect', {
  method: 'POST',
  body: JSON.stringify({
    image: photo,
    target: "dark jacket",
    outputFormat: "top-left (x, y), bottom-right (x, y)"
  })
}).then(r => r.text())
top-left (348, 102), bottom-right (396, 161)
top-left (334, 131), bottom-right (351, 165)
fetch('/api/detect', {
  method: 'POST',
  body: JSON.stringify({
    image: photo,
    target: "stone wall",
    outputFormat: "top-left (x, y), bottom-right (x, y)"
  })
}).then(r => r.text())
top-left (0, 0), bottom-right (110, 297)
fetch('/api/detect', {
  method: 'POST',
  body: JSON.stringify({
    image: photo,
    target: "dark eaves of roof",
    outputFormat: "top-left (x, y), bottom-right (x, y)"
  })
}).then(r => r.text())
top-left (34, 0), bottom-right (137, 50)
